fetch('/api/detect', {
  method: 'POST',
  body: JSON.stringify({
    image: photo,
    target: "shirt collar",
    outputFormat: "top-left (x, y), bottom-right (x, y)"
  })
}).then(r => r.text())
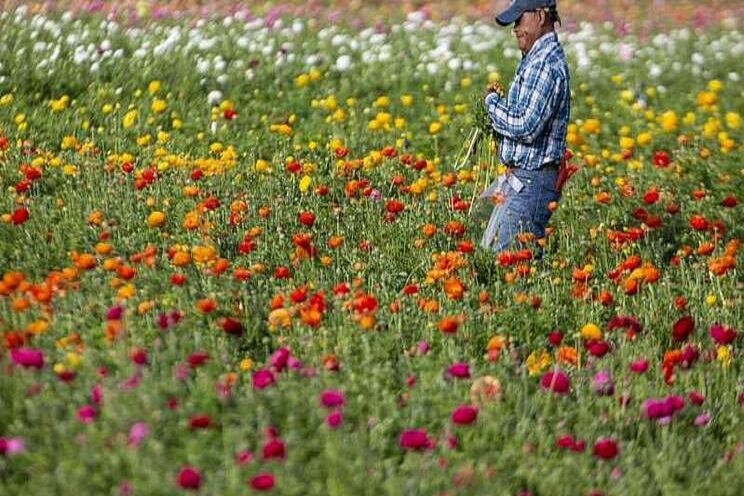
top-left (523, 31), bottom-right (558, 60)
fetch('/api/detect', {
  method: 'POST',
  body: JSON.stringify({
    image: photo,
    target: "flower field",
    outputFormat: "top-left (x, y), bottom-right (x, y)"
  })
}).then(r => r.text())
top-left (1, 4), bottom-right (743, 495)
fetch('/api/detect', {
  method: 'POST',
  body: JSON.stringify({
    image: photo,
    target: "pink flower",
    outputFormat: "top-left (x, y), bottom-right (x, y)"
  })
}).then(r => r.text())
top-left (270, 347), bottom-right (290, 372)
top-left (252, 369), bottom-right (275, 390)
top-left (446, 362), bottom-right (470, 379)
top-left (9, 348), bottom-right (44, 369)
top-left (451, 405), bottom-right (478, 425)
top-left (709, 324), bottom-right (737, 346)
top-left (540, 370), bottom-right (570, 394)
top-left (77, 405), bottom-right (97, 424)
top-left (416, 341), bottom-right (430, 355)
top-left (399, 429), bottom-right (431, 450)
top-left (694, 412), bottom-right (711, 427)
top-left (234, 450), bottom-right (254, 465)
top-left (249, 473), bottom-right (275, 491)
top-left (0, 437), bottom-right (25, 456)
top-left (629, 359), bottom-right (648, 374)
top-left (593, 438), bottom-right (619, 460)
top-left (128, 422), bottom-right (149, 448)
top-left (591, 371), bottom-right (615, 396)
top-left (91, 384), bottom-right (103, 405)
top-left (261, 438), bottom-right (286, 461)
top-left (176, 466), bottom-right (201, 490)
top-left (326, 411), bottom-right (343, 429)
top-left (319, 390), bottom-right (345, 409)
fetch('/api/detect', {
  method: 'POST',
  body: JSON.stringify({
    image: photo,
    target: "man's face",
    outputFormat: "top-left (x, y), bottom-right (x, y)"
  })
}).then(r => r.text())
top-left (513, 10), bottom-right (544, 54)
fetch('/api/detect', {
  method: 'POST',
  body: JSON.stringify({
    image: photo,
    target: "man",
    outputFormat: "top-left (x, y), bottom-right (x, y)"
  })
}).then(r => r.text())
top-left (480, 0), bottom-right (570, 255)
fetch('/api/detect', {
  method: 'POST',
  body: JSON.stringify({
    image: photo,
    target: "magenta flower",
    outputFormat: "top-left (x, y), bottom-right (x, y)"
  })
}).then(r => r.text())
top-left (252, 369), bottom-right (275, 390)
top-left (235, 450), bottom-right (254, 465)
top-left (709, 324), bottom-right (737, 345)
top-left (446, 362), bottom-right (470, 379)
top-left (0, 437), bottom-right (25, 456)
top-left (9, 348), bottom-right (44, 369)
top-left (249, 473), bottom-right (275, 491)
top-left (540, 370), bottom-right (570, 394)
top-left (416, 341), bottom-right (429, 355)
top-left (176, 466), bottom-right (201, 490)
top-left (451, 405), bottom-right (478, 425)
top-left (77, 405), bottom-right (97, 424)
top-left (128, 422), bottom-right (149, 448)
top-left (326, 411), bottom-right (343, 429)
top-left (399, 429), bottom-right (431, 450)
top-left (106, 305), bottom-right (124, 320)
top-left (629, 358), bottom-right (649, 374)
top-left (688, 391), bottom-right (705, 406)
top-left (319, 390), bottom-right (345, 409)
top-left (270, 347), bottom-right (290, 372)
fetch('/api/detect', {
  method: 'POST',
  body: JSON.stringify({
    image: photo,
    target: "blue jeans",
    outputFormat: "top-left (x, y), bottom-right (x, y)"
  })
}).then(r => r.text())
top-left (480, 166), bottom-right (561, 254)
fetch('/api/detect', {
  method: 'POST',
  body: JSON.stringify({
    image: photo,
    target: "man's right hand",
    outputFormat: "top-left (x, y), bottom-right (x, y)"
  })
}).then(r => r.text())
top-left (485, 81), bottom-right (505, 98)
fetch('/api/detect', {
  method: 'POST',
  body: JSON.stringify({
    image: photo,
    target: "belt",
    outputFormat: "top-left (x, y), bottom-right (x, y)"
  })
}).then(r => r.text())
top-left (504, 160), bottom-right (560, 174)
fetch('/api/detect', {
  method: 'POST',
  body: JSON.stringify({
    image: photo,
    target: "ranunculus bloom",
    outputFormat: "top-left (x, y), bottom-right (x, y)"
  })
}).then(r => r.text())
top-left (249, 473), bottom-right (275, 491)
top-left (591, 371), bottom-right (615, 396)
top-left (709, 324), bottom-right (737, 346)
top-left (399, 429), bottom-right (431, 450)
top-left (672, 316), bottom-right (695, 342)
top-left (326, 411), bottom-right (343, 429)
top-left (128, 422), bottom-right (149, 448)
top-left (320, 390), bottom-right (345, 409)
top-left (270, 347), bottom-right (291, 372)
top-left (629, 359), bottom-right (649, 374)
top-left (187, 352), bottom-right (209, 368)
top-left (77, 405), bottom-right (97, 424)
top-left (688, 391), bottom-right (705, 406)
top-left (261, 438), bottom-right (286, 461)
top-left (694, 412), bottom-right (711, 427)
top-left (9, 348), bottom-right (44, 369)
top-left (252, 369), bottom-right (275, 390)
top-left (451, 405), bottom-right (478, 425)
top-left (446, 362), bottom-right (470, 379)
top-left (540, 370), bottom-right (570, 394)
top-left (593, 438), bottom-right (619, 460)
top-left (0, 437), bottom-right (25, 456)
top-left (176, 466), bottom-right (201, 490)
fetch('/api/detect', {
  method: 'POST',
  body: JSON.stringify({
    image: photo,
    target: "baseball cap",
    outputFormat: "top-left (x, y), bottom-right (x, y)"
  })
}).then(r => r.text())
top-left (495, 0), bottom-right (557, 26)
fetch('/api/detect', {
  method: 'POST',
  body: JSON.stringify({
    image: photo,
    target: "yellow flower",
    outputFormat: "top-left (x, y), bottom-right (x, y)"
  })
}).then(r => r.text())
top-left (582, 118), bottom-right (601, 135)
top-left (526, 349), bottom-right (552, 375)
top-left (725, 112), bottom-right (741, 130)
top-left (148, 80), bottom-right (161, 94)
top-left (707, 79), bottom-right (722, 92)
top-left (0, 93), bottom-right (13, 106)
top-left (580, 323), bottom-right (602, 341)
top-left (717, 346), bottom-right (731, 368)
top-left (62, 164), bottom-right (78, 176)
top-left (146, 211), bottom-right (166, 228)
top-left (373, 96), bottom-right (390, 107)
top-left (151, 99), bottom-right (167, 114)
top-left (619, 136), bottom-right (635, 150)
top-left (636, 132), bottom-right (652, 146)
top-left (102, 103), bottom-right (114, 115)
top-left (428, 122), bottom-right (442, 135)
top-left (123, 110), bottom-right (138, 129)
top-left (299, 175), bottom-right (312, 193)
top-left (400, 94), bottom-right (413, 107)
top-left (660, 110), bottom-right (678, 132)
top-left (254, 159), bottom-right (271, 174)
top-left (240, 358), bottom-right (253, 371)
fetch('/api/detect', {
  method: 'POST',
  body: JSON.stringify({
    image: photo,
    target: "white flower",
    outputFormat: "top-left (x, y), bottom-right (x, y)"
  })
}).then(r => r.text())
top-left (207, 90), bottom-right (223, 106)
top-left (334, 54), bottom-right (352, 72)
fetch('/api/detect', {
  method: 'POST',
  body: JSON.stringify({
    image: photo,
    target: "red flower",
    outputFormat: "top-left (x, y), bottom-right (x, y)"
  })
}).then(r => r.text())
top-left (721, 195), bottom-right (737, 208)
top-left (451, 405), bottom-right (478, 425)
top-left (652, 151), bottom-right (670, 168)
top-left (688, 215), bottom-right (708, 232)
top-left (220, 317), bottom-right (244, 337)
top-left (249, 473), bottom-right (275, 491)
top-left (252, 369), bottom-right (275, 390)
top-left (223, 108), bottom-right (237, 120)
top-left (593, 438), bottom-right (619, 460)
top-left (297, 211), bottom-right (315, 227)
top-left (540, 370), bottom-right (570, 394)
top-left (188, 415), bottom-right (212, 430)
top-left (385, 199), bottom-right (405, 214)
top-left (11, 208), bottom-right (29, 225)
top-left (261, 438), bottom-right (286, 461)
top-left (176, 466), bottom-right (202, 490)
top-left (672, 316), bottom-right (695, 342)
top-left (187, 351), bottom-right (209, 368)
top-left (399, 429), bottom-right (431, 450)
top-left (643, 188), bottom-right (660, 205)
top-left (326, 410), bottom-right (343, 429)
top-left (547, 331), bottom-right (563, 347)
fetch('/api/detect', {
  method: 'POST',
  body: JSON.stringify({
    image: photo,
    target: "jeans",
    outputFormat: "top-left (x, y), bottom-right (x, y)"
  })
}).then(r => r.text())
top-left (479, 166), bottom-right (561, 254)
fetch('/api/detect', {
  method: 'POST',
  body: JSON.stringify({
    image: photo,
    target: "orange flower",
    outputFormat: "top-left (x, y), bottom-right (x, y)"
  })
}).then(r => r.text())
top-left (594, 191), bottom-right (612, 204)
top-left (422, 223), bottom-right (437, 237)
top-left (438, 315), bottom-right (462, 334)
top-left (555, 346), bottom-right (579, 367)
top-left (72, 252), bottom-right (96, 271)
top-left (196, 298), bottom-right (217, 314)
top-left (442, 277), bottom-right (465, 300)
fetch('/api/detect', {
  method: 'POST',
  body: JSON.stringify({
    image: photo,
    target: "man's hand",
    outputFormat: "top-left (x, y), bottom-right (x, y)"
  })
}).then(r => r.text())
top-left (485, 81), bottom-right (505, 98)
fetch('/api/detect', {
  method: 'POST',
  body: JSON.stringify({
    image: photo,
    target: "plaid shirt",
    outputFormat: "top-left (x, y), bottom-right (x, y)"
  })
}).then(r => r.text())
top-left (485, 32), bottom-right (570, 171)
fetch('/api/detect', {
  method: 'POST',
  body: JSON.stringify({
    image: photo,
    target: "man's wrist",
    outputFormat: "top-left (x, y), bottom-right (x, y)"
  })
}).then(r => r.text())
top-left (484, 92), bottom-right (501, 107)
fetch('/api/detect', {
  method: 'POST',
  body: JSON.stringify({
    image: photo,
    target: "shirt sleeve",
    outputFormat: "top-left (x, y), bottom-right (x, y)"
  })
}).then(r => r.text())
top-left (485, 62), bottom-right (563, 144)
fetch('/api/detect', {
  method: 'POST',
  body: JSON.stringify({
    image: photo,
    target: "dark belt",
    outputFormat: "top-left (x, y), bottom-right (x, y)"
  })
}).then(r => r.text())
top-left (505, 160), bottom-right (560, 174)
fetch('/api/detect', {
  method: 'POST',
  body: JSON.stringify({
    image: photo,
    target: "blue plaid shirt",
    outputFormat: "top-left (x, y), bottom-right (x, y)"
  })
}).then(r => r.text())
top-left (485, 32), bottom-right (570, 170)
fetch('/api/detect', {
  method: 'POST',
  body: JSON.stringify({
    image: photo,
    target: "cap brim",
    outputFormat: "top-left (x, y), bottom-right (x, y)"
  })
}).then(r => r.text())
top-left (495, 4), bottom-right (524, 26)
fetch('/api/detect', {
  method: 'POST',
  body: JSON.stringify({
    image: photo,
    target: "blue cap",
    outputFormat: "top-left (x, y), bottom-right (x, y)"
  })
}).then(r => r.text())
top-left (495, 0), bottom-right (556, 26)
